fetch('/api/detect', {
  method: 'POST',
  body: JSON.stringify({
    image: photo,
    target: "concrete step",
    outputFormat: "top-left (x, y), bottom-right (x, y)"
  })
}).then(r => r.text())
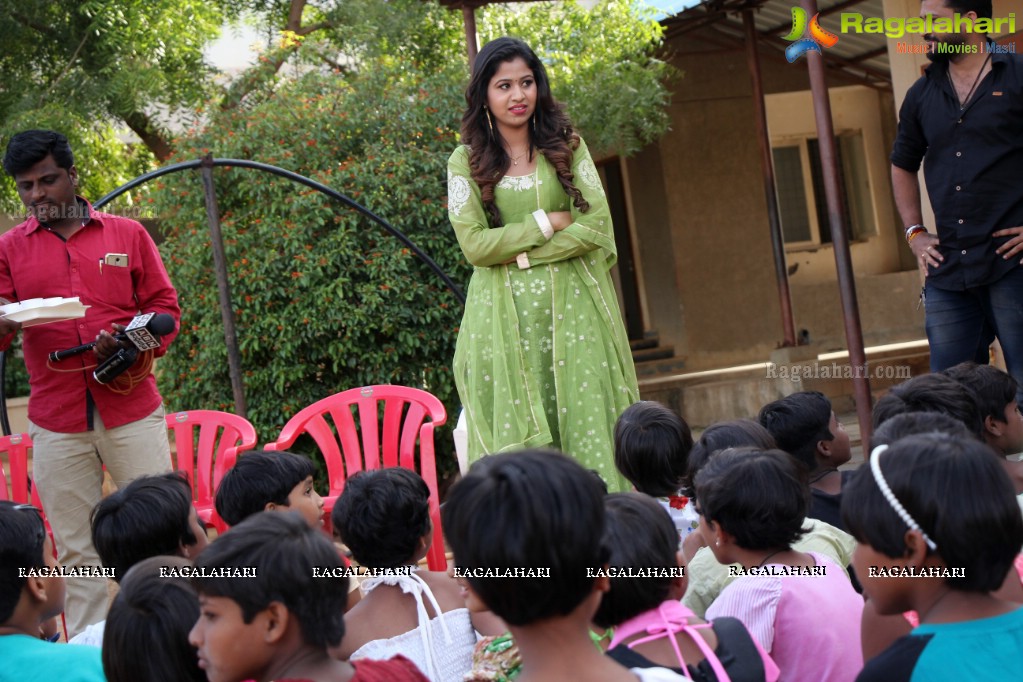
top-left (637, 339), bottom-right (931, 434)
top-left (629, 333), bottom-right (660, 352)
top-left (634, 354), bottom-right (687, 378)
top-left (633, 344), bottom-right (676, 364)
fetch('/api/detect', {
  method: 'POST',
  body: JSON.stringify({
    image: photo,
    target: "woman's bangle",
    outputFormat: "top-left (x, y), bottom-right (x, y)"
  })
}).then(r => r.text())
top-left (907, 227), bottom-right (928, 243)
top-left (533, 210), bottom-right (554, 240)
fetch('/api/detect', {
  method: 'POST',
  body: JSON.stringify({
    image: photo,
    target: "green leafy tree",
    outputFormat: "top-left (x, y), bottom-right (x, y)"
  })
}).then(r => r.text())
top-left (480, 0), bottom-right (675, 158)
top-left (333, 0), bottom-right (676, 157)
top-left (1, 0), bottom-right (225, 160)
top-left (0, 0), bottom-right (339, 163)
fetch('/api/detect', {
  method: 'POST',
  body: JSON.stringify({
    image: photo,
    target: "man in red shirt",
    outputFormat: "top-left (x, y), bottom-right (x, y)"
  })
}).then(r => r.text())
top-left (0, 130), bottom-right (180, 637)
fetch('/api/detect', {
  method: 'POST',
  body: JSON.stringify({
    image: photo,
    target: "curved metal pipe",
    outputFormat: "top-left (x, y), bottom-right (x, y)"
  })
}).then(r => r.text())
top-left (94, 158), bottom-right (465, 304)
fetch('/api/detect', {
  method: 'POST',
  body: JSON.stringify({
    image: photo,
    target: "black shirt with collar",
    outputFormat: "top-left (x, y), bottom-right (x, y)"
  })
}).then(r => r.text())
top-left (891, 44), bottom-right (1023, 291)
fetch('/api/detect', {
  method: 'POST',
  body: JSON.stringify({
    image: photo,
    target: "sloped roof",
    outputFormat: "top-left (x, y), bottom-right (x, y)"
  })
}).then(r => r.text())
top-left (658, 0), bottom-right (892, 88)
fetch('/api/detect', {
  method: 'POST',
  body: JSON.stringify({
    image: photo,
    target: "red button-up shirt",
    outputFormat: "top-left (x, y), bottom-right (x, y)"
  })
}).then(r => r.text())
top-left (0, 200), bottom-right (180, 432)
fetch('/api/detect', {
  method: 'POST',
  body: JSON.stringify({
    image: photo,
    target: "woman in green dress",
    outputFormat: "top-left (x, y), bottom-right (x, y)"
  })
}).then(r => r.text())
top-left (447, 37), bottom-right (638, 491)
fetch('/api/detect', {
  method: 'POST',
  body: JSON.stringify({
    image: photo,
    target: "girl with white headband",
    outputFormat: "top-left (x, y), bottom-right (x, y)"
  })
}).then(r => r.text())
top-left (843, 434), bottom-right (1023, 681)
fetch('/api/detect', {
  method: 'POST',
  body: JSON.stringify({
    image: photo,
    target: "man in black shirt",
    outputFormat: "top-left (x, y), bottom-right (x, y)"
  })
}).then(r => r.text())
top-left (891, 0), bottom-right (1023, 403)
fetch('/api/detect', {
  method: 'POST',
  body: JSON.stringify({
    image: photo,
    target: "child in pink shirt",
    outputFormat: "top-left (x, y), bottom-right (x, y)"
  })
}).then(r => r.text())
top-left (594, 493), bottom-right (779, 681)
top-left (697, 448), bottom-right (863, 681)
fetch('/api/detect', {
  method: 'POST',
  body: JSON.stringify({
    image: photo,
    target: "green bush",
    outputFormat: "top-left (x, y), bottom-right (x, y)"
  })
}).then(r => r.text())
top-left (153, 67), bottom-right (468, 482)
top-left (2, 337), bottom-right (29, 399)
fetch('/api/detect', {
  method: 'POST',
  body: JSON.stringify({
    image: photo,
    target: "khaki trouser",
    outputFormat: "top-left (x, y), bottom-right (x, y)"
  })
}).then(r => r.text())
top-left (29, 404), bottom-right (171, 638)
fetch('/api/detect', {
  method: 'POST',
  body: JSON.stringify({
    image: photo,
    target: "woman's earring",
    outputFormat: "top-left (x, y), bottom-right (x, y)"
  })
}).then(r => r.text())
top-left (484, 107), bottom-right (494, 138)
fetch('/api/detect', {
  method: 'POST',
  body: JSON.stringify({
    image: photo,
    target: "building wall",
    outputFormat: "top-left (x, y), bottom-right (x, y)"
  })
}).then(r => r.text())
top-left (624, 143), bottom-right (685, 349)
top-left (628, 29), bottom-right (923, 370)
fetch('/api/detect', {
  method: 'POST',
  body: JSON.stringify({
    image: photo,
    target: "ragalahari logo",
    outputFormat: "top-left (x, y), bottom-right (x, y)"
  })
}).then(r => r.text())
top-left (783, 7), bottom-right (840, 62)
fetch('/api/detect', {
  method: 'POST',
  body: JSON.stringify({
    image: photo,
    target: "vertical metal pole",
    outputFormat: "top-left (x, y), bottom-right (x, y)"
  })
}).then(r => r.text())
top-left (199, 154), bottom-right (248, 418)
top-left (799, 0), bottom-right (872, 446)
top-left (743, 10), bottom-right (797, 348)
top-left (0, 351), bottom-right (10, 436)
top-left (463, 5), bottom-right (479, 69)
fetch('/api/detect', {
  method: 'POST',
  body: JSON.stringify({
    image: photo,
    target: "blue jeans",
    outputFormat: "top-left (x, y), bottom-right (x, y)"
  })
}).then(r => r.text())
top-left (925, 266), bottom-right (1023, 404)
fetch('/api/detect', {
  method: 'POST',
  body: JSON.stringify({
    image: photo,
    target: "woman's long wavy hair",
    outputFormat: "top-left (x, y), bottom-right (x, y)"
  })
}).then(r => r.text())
top-left (460, 37), bottom-right (588, 227)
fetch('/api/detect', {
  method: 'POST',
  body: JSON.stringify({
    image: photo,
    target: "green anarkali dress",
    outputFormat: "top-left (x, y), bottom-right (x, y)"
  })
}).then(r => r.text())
top-left (446, 138), bottom-right (638, 492)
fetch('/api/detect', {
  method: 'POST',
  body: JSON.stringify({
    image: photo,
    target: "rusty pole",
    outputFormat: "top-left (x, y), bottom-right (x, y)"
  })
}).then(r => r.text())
top-left (743, 10), bottom-right (797, 348)
top-left (463, 5), bottom-right (479, 69)
top-left (799, 0), bottom-right (872, 446)
top-left (200, 154), bottom-right (248, 418)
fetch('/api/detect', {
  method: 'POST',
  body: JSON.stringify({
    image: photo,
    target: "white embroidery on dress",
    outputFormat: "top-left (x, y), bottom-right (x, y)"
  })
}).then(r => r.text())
top-left (577, 159), bottom-right (602, 192)
top-left (497, 173), bottom-right (536, 192)
top-left (448, 172), bottom-right (471, 216)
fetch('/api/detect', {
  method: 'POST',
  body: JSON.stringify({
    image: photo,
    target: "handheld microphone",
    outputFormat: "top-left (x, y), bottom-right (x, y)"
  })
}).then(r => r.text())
top-left (48, 313), bottom-right (176, 362)
top-left (93, 346), bottom-right (140, 384)
top-left (91, 313), bottom-right (176, 385)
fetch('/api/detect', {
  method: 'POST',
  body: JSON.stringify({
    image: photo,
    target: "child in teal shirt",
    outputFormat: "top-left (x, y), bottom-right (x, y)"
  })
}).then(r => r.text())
top-left (0, 501), bottom-right (106, 682)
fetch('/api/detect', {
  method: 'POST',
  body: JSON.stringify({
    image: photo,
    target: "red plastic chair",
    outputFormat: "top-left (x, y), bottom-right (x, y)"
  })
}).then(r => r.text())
top-left (166, 410), bottom-right (258, 534)
top-left (0, 433), bottom-right (66, 639)
top-left (0, 433), bottom-right (48, 522)
top-left (265, 385), bottom-right (448, 569)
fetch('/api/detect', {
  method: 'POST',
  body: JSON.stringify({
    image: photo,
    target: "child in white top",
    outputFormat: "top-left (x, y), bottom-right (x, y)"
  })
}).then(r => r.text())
top-left (614, 401), bottom-right (699, 543)
top-left (333, 467), bottom-right (502, 682)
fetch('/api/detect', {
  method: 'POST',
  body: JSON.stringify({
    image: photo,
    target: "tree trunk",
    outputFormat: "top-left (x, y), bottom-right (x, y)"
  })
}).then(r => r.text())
top-left (124, 111), bottom-right (173, 162)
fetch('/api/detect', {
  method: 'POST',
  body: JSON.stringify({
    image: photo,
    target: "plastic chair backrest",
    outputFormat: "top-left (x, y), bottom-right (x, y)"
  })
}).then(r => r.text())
top-left (266, 385), bottom-right (448, 569)
top-left (165, 410), bottom-right (258, 514)
top-left (0, 433), bottom-right (36, 504)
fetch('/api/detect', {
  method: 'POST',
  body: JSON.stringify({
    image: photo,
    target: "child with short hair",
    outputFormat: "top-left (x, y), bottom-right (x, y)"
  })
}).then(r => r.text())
top-left (593, 493), bottom-right (779, 681)
top-left (872, 373), bottom-right (984, 437)
top-left (333, 467), bottom-right (500, 681)
top-left (102, 556), bottom-right (203, 682)
top-left (684, 420), bottom-right (776, 495)
top-left (869, 411), bottom-right (975, 451)
top-left (73, 471), bottom-right (210, 647)
top-left (91, 472), bottom-right (209, 579)
top-left (188, 511), bottom-right (428, 682)
top-left (214, 449), bottom-right (324, 528)
top-left (681, 421), bottom-right (856, 618)
top-left (614, 401), bottom-right (699, 542)
top-left (758, 391), bottom-right (853, 530)
top-left (443, 449), bottom-right (686, 682)
top-left (697, 448), bottom-right (863, 681)
top-left (0, 501), bottom-right (106, 682)
top-left (843, 434), bottom-right (1023, 680)
top-left (214, 450), bottom-right (361, 611)
top-left (945, 362), bottom-right (1023, 490)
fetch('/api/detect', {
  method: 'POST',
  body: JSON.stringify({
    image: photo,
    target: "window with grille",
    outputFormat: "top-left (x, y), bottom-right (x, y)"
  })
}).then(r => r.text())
top-left (771, 131), bottom-right (873, 248)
